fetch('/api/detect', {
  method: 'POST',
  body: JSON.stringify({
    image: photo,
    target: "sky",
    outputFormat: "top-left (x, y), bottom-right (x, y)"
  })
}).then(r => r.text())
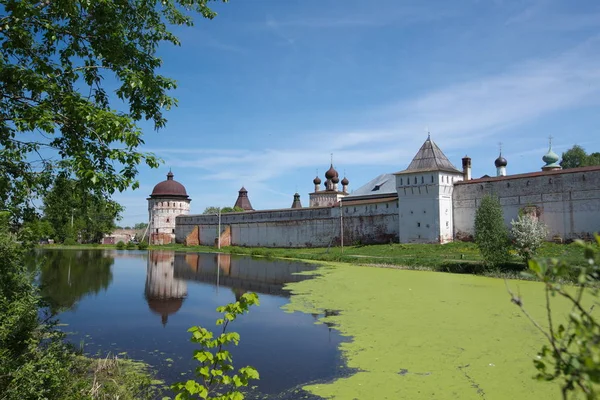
top-left (114, 0), bottom-right (600, 226)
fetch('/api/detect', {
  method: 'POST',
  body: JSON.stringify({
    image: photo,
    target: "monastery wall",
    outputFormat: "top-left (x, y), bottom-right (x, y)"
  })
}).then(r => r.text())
top-left (453, 168), bottom-right (600, 240)
top-left (175, 199), bottom-right (398, 248)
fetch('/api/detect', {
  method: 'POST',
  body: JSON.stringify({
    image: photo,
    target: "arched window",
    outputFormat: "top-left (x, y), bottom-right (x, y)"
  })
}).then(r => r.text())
top-left (421, 176), bottom-right (424, 184)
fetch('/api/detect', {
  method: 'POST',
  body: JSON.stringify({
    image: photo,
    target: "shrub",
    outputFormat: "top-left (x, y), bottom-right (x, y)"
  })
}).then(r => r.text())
top-left (0, 212), bottom-right (75, 398)
top-left (63, 237), bottom-right (77, 245)
top-left (511, 215), bottom-right (548, 262)
top-left (125, 241), bottom-right (136, 250)
top-left (474, 195), bottom-right (510, 268)
top-left (170, 293), bottom-right (260, 399)
top-left (137, 241), bottom-right (148, 250)
top-left (116, 241), bottom-right (126, 250)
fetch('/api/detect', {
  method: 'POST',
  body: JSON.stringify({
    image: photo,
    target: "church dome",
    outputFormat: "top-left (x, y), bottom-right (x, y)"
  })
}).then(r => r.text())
top-left (341, 176), bottom-right (349, 185)
top-left (313, 175), bottom-right (322, 185)
top-left (331, 176), bottom-right (340, 184)
top-left (494, 155), bottom-right (507, 168)
top-left (325, 164), bottom-right (338, 180)
top-left (150, 171), bottom-right (188, 198)
top-left (543, 149), bottom-right (560, 165)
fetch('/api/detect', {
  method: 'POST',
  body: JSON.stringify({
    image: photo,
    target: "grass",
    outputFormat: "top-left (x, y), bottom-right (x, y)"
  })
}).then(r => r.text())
top-left (150, 241), bottom-right (587, 278)
top-left (67, 354), bottom-right (162, 400)
top-left (44, 240), bottom-right (588, 279)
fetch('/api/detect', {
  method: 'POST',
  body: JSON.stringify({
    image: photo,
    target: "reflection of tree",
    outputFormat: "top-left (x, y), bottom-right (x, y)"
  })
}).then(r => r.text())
top-left (34, 250), bottom-right (114, 313)
top-left (145, 251), bottom-right (187, 326)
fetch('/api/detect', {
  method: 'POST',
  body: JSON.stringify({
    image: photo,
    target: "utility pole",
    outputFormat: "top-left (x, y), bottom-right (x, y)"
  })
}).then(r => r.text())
top-left (217, 208), bottom-right (222, 250)
top-left (339, 201), bottom-right (344, 253)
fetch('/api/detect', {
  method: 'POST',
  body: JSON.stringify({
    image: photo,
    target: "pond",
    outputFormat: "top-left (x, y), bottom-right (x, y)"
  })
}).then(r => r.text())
top-left (30, 249), bottom-right (348, 399)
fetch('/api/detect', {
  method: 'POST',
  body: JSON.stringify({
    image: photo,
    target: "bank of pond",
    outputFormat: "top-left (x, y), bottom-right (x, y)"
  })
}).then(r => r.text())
top-left (29, 248), bottom-right (583, 399)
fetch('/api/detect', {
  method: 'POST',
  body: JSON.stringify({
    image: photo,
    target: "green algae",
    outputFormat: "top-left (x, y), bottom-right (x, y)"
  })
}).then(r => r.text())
top-left (283, 263), bottom-right (577, 400)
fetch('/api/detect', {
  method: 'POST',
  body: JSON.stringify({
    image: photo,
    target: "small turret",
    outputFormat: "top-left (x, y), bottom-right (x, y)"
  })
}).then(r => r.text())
top-left (542, 137), bottom-right (561, 171)
top-left (462, 156), bottom-right (472, 181)
top-left (291, 193), bottom-right (302, 209)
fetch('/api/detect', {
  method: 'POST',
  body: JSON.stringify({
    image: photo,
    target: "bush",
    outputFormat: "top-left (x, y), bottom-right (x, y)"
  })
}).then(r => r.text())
top-left (63, 237), bottom-right (77, 245)
top-left (137, 241), bottom-right (148, 250)
top-left (474, 195), bottom-right (510, 268)
top-left (116, 241), bottom-right (125, 250)
top-left (0, 212), bottom-right (75, 398)
top-left (125, 241), bottom-right (136, 250)
top-left (511, 215), bottom-right (548, 262)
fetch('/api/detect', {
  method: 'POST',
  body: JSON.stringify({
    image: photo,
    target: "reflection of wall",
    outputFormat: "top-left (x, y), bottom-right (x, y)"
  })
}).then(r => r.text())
top-left (173, 253), bottom-right (315, 297)
top-left (145, 251), bottom-right (187, 326)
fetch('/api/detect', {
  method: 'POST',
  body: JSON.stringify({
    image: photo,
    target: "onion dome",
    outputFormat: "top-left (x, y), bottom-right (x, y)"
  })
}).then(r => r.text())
top-left (325, 164), bottom-right (338, 180)
top-left (341, 176), bottom-right (349, 186)
top-left (543, 148), bottom-right (560, 165)
top-left (313, 175), bottom-right (322, 185)
top-left (494, 154), bottom-right (507, 168)
top-left (150, 171), bottom-right (188, 198)
top-left (331, 176), bottom-right (340, 184)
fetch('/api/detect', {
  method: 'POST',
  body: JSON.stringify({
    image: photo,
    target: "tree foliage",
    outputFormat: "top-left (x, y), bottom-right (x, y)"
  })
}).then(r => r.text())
top-left (0, 212), bottom-right (75, 398)
top-left (474, 194), bottom-right (510, 267)
top-left (170, 293), bottom-right (260, 400)
top-left (42, 174), bottom-right (123, 243)
top-left (511, 214), bottom-right (549, 263)
top-left (203, 206), bottom-right (245, 215)
top-left (508, 237), bottom-right (600, 399)
top-left (0, 0), bottom-right (227, 219)
top-left (561, 145), bottom-right (600, 169)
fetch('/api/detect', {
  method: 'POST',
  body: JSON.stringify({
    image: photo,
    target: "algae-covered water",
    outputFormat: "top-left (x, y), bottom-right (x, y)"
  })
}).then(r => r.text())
top-left (284, 263), bottom-right (575, 400)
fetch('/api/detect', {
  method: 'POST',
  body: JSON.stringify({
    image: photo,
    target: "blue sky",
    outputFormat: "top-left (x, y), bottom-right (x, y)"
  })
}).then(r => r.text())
top-left (115, 0), bottom-right (600, 226)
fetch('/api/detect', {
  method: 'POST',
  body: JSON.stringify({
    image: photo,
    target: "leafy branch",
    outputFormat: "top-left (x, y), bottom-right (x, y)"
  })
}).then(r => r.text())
top-left (507, 236), bottom-right (600, 399)
top-left (170, 292), bottom-right (260, 400)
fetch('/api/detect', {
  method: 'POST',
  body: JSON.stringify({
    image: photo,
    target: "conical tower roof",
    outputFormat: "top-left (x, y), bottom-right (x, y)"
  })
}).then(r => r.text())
top-left (396, 137), bottom-right (461, 174)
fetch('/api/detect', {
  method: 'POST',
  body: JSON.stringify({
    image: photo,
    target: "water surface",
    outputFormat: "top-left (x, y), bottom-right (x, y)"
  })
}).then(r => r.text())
top-left (32, 249), bottom-right (347, 398)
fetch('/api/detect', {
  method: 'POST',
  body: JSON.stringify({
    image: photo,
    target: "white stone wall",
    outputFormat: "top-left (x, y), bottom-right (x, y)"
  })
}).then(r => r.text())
top-left (453, 169), bottom-right (600, 240)
top-left (396, 171), bottom-right (463, 243)
top-left (176, 201), bottom-right (399, 247)
top-left (148, 198), bottom-right (191, 244)
top-left (309, 192), bottom-right (345, 207)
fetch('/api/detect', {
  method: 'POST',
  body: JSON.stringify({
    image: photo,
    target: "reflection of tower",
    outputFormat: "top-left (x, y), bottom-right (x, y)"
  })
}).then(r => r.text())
top-left (145, 251), bottom-right (187, 326)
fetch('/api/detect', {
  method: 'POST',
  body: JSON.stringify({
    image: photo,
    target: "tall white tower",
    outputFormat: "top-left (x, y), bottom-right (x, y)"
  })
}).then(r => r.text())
top-left (147, 171), bottom-right (191, 245)
top-left (394, 135), bottom-right (464, 243)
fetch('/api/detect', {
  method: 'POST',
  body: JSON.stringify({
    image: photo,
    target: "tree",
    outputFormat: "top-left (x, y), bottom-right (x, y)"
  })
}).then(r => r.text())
top-left (42, 174), bottom-right (122, 243)
top-left (511, 214), bottom-right (549, 263)
top-left (134, 222), bottom-right (149, 230)
top-left (203, 206), bottom-right (244, 215)
top-left (1, 0), bottom-right (227, 220)
top-left (474, 195), bottom-right (510, 268)
top-left (561, 145), bottom-right (600, 169)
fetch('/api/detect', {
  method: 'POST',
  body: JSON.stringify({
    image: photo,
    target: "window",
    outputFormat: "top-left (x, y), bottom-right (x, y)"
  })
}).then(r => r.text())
top-left (446, 221), bottom-right (449, 227)
top-left (414, 177), bottom-right (417, 184)
top-left (386, 203), bottom-right (389, 209)
top-left (353, 207), bottom-right (356, 212)
top-left (166, 218), bottom-right (170, 223)
top-left (417, 222), bottom-right (421, 227)
top-left (431, 175), bottom-right (434, 183)
top-left (172, 229), bottom-right (175, 233)
top-left (400, 178), bottom-right (403, 185)
top-left (372, 185), bottom-right (381, 191)
top-left (421, 176), bottom-right (424, 184)
top-left (375, 204), bottom-right (378, 210)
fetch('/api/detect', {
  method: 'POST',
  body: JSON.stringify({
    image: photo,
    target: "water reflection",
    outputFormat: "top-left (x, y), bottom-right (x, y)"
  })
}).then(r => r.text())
top-left (145, 251), bottom-right (187, 326)
top-left (30, 250), bottom-right (348, 398)
top-left (144, 251), bottom-right (317, 326)
top-left (36, 250), bottom-right (114, 313)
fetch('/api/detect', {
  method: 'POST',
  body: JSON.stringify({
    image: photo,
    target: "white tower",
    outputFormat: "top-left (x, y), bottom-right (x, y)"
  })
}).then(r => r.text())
top-left (147, 171), bottom-right (191, 245)
top-left (394, 135), bottom-right (464, 243)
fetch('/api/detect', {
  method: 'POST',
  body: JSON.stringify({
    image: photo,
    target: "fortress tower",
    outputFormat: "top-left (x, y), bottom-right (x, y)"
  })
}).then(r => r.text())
top-left (148, 171), bottom-right (191, 245)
